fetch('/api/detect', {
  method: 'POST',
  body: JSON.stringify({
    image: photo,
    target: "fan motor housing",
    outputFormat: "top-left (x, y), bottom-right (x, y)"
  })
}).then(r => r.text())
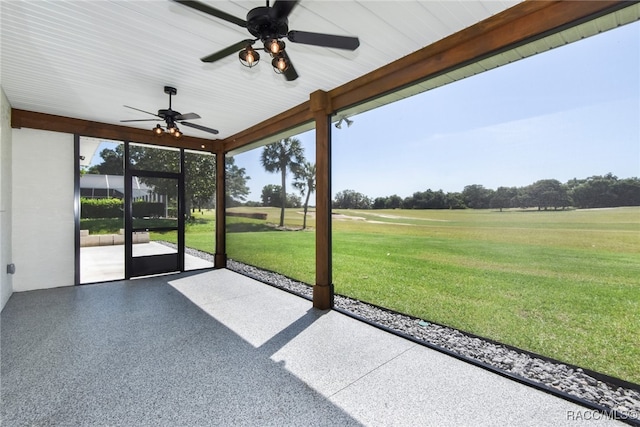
top-left (246, 7), bottom-right (288, 40)
top-left (157, 109), bottom-right (179, 119)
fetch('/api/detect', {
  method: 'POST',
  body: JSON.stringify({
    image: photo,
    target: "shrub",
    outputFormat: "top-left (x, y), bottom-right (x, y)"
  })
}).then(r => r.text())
top-left (81, 197), bottom-right (122, 219)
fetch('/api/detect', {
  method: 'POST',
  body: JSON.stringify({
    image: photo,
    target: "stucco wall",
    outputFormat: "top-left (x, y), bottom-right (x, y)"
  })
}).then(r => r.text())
top-left (1, 87), bottom-right (13, 310)
top-left (11, 128), bottom-right (74, 292)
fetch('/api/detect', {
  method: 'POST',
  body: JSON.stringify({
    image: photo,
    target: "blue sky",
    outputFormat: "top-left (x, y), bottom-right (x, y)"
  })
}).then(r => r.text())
top-left (235, 20), bottom-right (639, 201)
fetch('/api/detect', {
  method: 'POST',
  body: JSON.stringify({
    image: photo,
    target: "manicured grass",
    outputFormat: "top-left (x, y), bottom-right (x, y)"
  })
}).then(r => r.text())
top-left (226, 207), bottom-right (315, 281)
top-left (184, 211), bottom-right (216, 252)
top-left (227, 206), bottom-right (640, 384)
top-left (80, 218), bottom-right (124, 234)
top-left (81, 206), bottom-right (640, 383)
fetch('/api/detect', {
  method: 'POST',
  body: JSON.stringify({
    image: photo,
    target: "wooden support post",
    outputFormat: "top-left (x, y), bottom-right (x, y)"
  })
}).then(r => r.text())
top-left (311, 90), bottom-right (333, 309)
top-left (214, 149), bottom-right (227, 268)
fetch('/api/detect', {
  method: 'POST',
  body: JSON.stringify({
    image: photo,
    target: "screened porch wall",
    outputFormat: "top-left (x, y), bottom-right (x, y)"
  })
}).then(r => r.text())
top-left (11, 128), bottom-right (75, 292)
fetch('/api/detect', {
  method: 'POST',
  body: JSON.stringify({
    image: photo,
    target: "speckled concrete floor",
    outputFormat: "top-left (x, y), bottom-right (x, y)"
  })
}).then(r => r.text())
top-left (1, 269), bottom-right (624, 426)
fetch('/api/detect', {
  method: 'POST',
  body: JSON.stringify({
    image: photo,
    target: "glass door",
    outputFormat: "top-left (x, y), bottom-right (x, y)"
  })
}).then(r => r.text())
top-left (78, 138), bottom-right (126, 284)
top-left (125, 170), bottom-right (185, 278)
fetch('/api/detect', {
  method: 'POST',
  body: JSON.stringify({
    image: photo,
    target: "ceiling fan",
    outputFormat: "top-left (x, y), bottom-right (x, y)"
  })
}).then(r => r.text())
top-left (121, 86), bottom-right (219, 138)
top-left (174, 0), bottom-right (360, 81)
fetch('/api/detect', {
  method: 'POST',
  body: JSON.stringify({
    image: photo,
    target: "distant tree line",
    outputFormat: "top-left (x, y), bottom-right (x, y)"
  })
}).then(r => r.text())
top-left (260, 184), bottom-right (302, 209)
top-left (332, 174), bottom-right (640, 210)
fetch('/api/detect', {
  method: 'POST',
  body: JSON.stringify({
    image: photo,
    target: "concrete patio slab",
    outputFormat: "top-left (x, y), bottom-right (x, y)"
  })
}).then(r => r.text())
top-left (1, 269), bottom-right (625, 426)
top-left (80, 242), bottom-right (213, 283)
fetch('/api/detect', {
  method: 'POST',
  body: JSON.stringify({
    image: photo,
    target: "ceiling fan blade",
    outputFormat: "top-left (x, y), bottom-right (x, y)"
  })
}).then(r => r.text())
top-left (120, 119), bottom-right (162, 122)
top-left (180, 121), bottom-right (219, 135)
top-left (201, 39), bottom-right (255, 63)
top-left (281, 50), bottom-right (298, 81)
top-left (172, 0), bottom-right (247, 27)
top-left (176, 112), bottom-right (201, 121)
top-left (270, 0), bottom-right (299, 20)
top-left (123, 105), bottom-right (160, 117)
top-left (287, 30), bottom-right (360, 50)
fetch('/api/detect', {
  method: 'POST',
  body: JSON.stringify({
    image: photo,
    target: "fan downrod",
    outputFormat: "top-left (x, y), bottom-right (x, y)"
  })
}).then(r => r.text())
top-left (162, 86), bottom-right (178, 115)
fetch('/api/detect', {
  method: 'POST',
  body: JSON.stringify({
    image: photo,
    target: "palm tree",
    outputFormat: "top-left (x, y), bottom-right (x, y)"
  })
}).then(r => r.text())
top-left (260, 138), bottom-right (305, 227)
top-left (293, 162), bottom-right (316, 229)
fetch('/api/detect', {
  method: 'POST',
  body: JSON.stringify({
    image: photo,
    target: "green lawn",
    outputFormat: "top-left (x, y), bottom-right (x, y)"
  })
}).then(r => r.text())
top-left (81, 206), bottom-right (640, 383)
top-left (80, 218), bottom-right (124, 235)
top-left (227, 206), bottom-right (640, 384)
top-left (81, 211), bottom-right (217, 251)
top-left (183, 211), bottom-right (216, 251)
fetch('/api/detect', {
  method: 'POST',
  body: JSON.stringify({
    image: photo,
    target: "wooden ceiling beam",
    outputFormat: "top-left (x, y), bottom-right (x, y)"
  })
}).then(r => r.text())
top-left (11, 109), bottom-right (220, 153)
top-left (224, 102), bottom-right (313, 154)
top-left (330, 0), bottom-right (631, 112)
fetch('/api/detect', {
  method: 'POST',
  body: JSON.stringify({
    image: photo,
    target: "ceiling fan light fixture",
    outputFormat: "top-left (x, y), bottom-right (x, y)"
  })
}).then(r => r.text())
top-left (239, 45), bottom-right (260, 68)
top-left (265, 38), bottom-right (285, 55)
top-left (176, 1), bottom-right (361, 82)
top-left (272, 54), bottom-right (290, 73)
top-left (166, 118), bottom-right (178, 135)
top-left (129, 86), bottom-right (218, 138)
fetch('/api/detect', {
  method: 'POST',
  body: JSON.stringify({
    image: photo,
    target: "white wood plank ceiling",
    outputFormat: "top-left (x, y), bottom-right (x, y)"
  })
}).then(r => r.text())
top-left (1, 0), bottom-right (520, 140)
